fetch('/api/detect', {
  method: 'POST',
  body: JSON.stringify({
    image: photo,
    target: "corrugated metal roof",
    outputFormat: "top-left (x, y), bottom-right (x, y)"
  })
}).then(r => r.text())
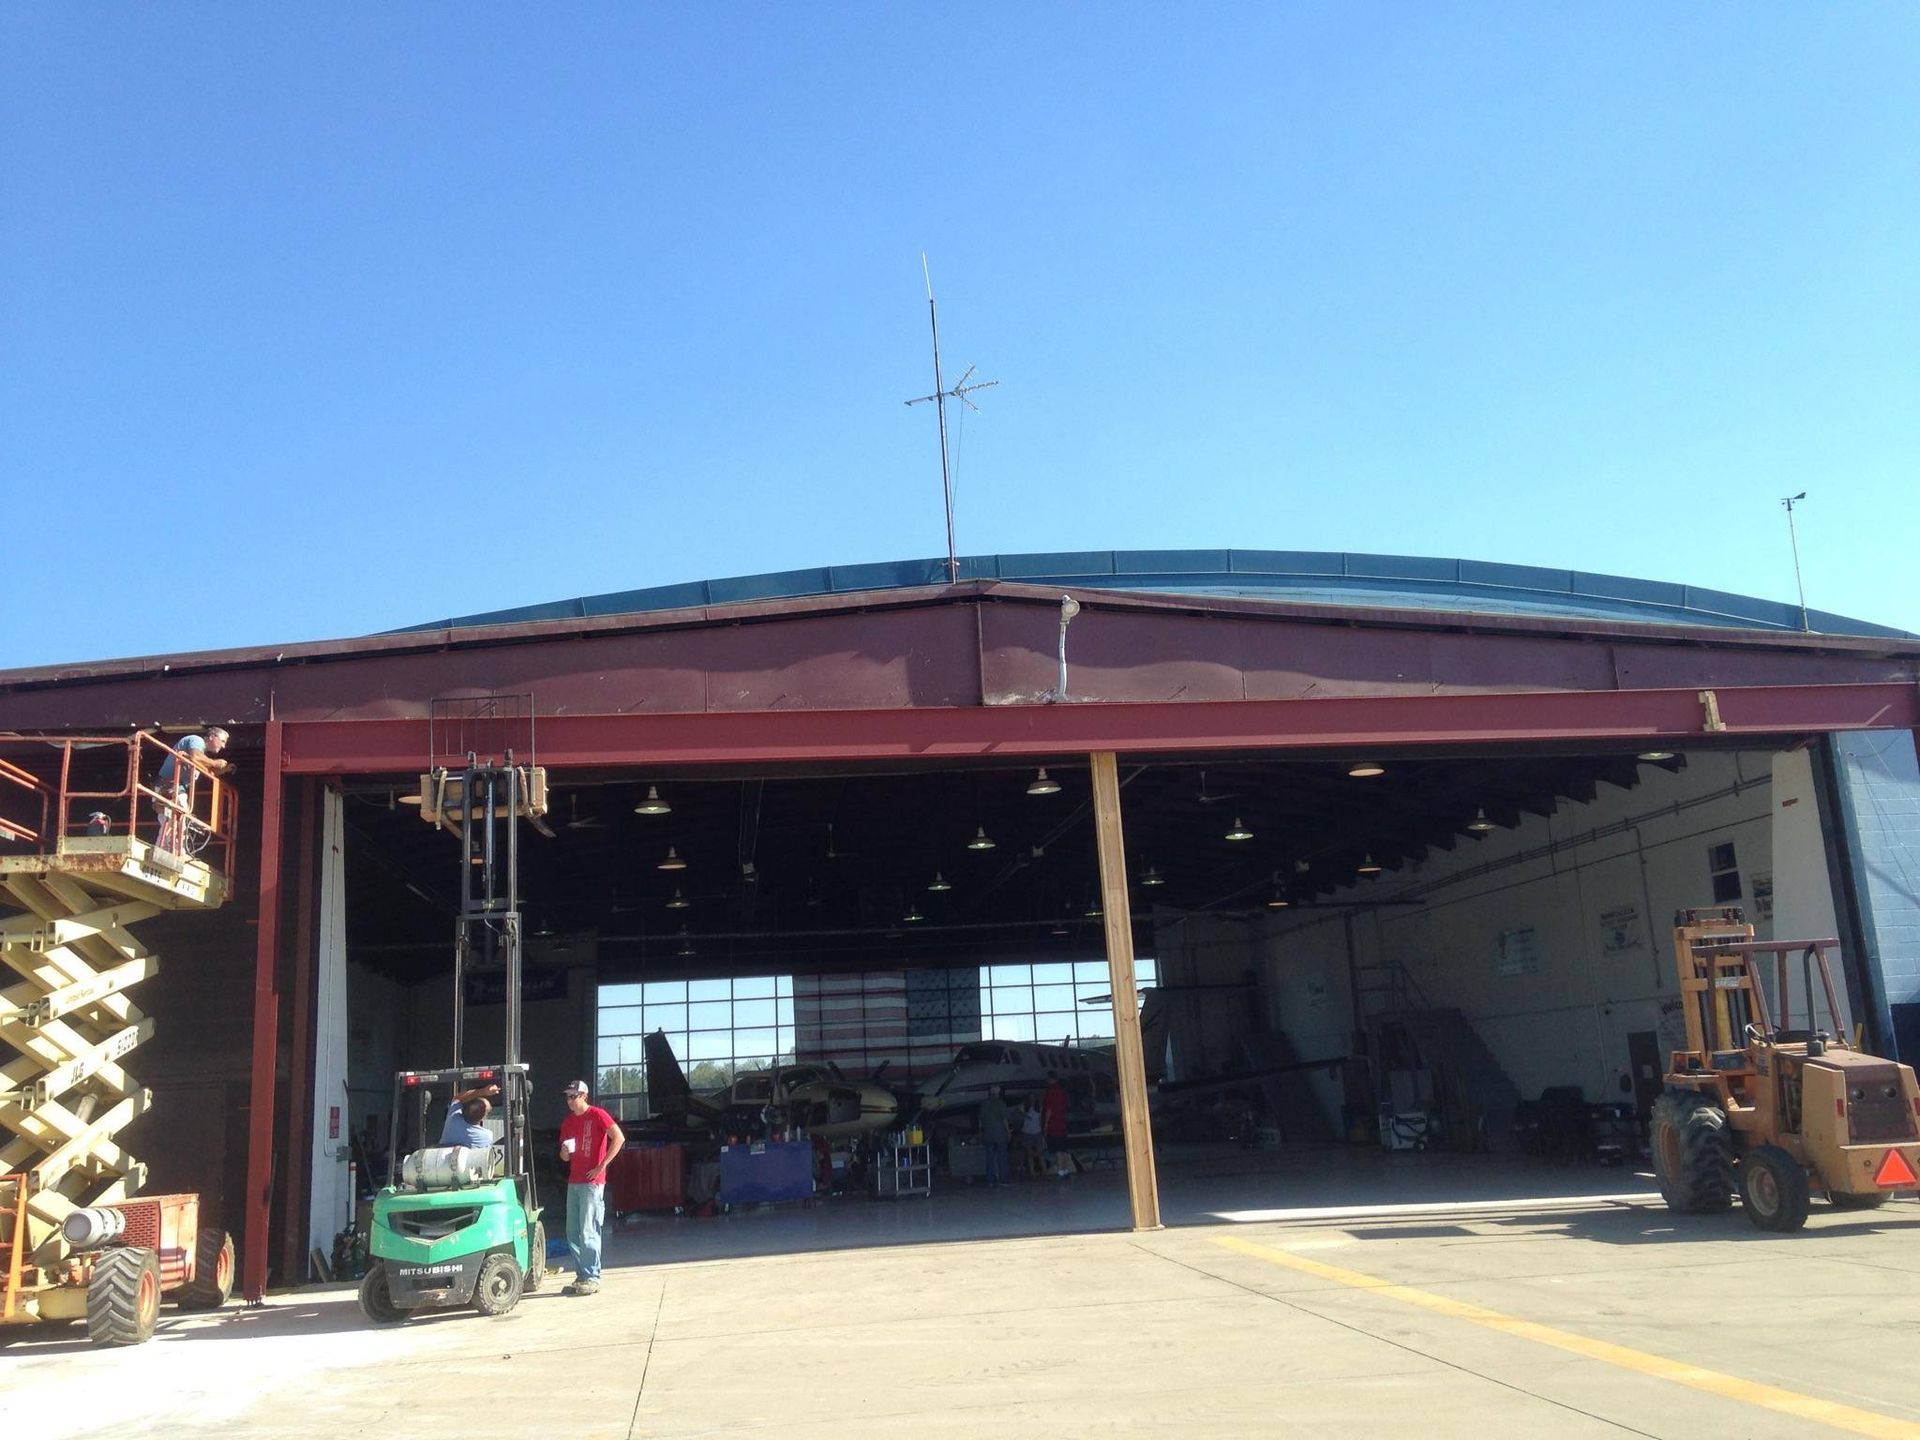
top-left (397, 549), bottom-right (1912, 639)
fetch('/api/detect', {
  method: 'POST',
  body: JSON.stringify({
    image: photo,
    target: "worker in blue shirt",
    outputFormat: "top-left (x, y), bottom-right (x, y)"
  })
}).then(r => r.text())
top-left (153, 728), bottom-right (229, 851)
top-left (439, 1083), bottom-right (501, 1148)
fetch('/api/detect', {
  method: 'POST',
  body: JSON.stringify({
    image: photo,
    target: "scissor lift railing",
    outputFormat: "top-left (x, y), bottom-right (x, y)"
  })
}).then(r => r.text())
top-left (0, 732), bottom-right (235, 1325)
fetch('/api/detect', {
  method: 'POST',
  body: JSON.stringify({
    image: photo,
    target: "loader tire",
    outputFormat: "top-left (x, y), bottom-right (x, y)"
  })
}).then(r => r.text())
top-left (1828, 1190), bottom-right (1890, 1211)
top-left (176, 1227), bottom-right (235, 1310)
top-left (87, 1246), bottom-right (162, 1347)
top-left (1740, 1144), bottom-right (1811, 1232)
top-left (1651, 1089), bottom-right (1733, 1214)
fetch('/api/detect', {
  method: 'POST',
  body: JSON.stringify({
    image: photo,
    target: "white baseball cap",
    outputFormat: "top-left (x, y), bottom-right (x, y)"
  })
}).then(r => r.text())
top-left (563, 1079), bottom-right (589, 1096)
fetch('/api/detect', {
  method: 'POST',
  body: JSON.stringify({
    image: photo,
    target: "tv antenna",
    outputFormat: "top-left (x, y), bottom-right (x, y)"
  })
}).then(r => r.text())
top-left (905, 255), bottom-right (997, 584)
top-left (1781, 491), bottom-right (1809, 631)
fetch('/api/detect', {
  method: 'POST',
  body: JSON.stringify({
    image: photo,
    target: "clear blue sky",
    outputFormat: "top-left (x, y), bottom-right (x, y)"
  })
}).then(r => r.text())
top-left (5, 7), bottom-right (1917, 667)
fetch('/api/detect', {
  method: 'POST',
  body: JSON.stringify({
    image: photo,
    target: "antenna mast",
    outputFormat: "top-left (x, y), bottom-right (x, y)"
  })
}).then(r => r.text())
top-left (906, 256), bottom-right (997, 584)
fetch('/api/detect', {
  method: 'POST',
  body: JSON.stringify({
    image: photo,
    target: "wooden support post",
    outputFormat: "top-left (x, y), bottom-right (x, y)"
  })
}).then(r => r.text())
top-left (242, 719), bottom-right (285, 1303)
top-left (1089, 750), bottom-right (1161, 1231)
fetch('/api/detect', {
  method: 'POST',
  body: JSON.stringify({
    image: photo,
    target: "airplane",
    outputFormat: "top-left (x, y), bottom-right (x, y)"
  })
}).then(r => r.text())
top-left (636, 1030), bottom-right (901, 1143)
top-left (914, 1009), bottom-right (1345, 1139)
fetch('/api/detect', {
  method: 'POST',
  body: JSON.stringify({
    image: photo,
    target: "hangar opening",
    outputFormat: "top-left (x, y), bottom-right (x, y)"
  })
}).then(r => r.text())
top-left (319, 734), bottom-right (1860, 1262)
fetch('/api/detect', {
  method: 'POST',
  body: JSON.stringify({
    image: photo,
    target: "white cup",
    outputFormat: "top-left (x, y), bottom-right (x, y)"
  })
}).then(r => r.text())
top-left (562, 1137), bottom-right (576, 1158)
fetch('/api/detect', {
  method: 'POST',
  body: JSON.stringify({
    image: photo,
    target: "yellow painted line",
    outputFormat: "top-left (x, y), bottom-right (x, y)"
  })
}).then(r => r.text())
top-left (1210, 1234), bottom-right (1920, 1440)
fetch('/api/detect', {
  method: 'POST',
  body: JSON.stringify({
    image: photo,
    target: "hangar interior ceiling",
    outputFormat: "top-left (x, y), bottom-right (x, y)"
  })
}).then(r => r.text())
top-left (338, 744), bottom-right (1713, 984)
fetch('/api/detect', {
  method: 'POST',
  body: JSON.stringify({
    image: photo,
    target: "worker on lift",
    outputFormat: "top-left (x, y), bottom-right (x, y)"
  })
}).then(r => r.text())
top-left (439, 1082), bottom-right (502, 1148)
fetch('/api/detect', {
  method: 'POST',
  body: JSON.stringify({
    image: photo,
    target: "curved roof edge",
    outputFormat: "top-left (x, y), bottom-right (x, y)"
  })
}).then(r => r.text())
top-left (398, 549), bottom-right (1912, 640)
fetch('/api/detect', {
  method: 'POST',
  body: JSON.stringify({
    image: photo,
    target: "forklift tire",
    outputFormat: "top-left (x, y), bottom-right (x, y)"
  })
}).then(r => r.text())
top-left (358, 1261), bottom-right (415, 1324)
top-left (87, 1246), bottom-right (162, 1347)
top-left (1828, 1190), bottom-right (1891, 1210)
top-left (1650, 1089), bottom-right (1733, 1214)
top-left (1740, 1144), bottom-right (1811, 1231)
top-left (523, 1221), bottom-right (546, 1293)
top-left (474, 1252), bottom-right (523, 1316)
top-left (176, 1227), bottom-right (235, 1310)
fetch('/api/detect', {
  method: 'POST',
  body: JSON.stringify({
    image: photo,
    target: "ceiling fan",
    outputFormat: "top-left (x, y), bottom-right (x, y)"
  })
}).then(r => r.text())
top-left (563, 794), bottom-right (605, 831)
top-left (1195, 770), bottom-right (1241, 806)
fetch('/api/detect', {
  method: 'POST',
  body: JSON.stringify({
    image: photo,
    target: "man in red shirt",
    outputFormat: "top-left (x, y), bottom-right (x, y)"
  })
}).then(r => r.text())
top-left (1041, 1076), bottom-right (1070, 1174)
top-left (558, 1079), bottom-right (625, 1296)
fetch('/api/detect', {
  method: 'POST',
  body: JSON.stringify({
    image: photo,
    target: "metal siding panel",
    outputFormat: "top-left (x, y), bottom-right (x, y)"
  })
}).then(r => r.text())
top-left (1343, 553), bottom-right (1459, 582)
top-left (1457, 560), bottom-right (1576, 594)
top-left (1228, 550), bottom-right (1342, 575)
top-left (995, 551), bottom-right (1119, 578)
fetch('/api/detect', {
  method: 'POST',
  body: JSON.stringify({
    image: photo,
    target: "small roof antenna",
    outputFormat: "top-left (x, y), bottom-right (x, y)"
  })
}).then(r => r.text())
top-left (906, 255), bottom-right (998, 584)
top-left (1781, 491), bottom-right (1810, 631)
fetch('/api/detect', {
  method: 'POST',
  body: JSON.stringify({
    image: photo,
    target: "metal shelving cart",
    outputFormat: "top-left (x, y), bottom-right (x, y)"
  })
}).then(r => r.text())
top-left (873, 1142), bottom-right (932, 1199)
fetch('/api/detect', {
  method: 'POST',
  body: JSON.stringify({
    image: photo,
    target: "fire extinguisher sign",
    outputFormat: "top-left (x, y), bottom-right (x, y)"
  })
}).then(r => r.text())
top-left (328, 1105), bottom-right (340, 1140)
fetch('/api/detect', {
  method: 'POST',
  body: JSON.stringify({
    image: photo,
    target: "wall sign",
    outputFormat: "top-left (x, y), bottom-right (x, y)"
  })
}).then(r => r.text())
top-left (1495, 927), bottom-right (1540, 978)
top-left (1599, 904), bottom-right (1645, 958)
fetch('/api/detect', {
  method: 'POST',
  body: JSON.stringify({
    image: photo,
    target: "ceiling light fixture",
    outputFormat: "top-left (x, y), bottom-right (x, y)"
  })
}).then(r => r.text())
top-left (1267, 892), bottom-right (1291, 909)
top-left (674, 926), bottom-right (695, 957)
top-left (1347, 761), bottom-right (1386, 778)
top-left (665, 888), bottom-right (691, 910)
top-left (1358, 854), bottom-right (1383, 875)
top-left (967, 826), bottom-right (996, 851)
top-left (904, 905), bottom-right (924, 923)
top-left (1026, 768), bottom-right (1061, 796)
top-left (1637, 750), bottom-right (1676, 762)
top-left (634, 786), bottom-right (672, 816)
top-left (1084, 900), bottom-right (1103, 918)
top-left (657, 845), bottom-right (687, 871)
top-left (1050, 923), bottom-right (1070, 937)
top-left (1224, 817), bottom-right (1253, 842)
top-left (1141, 865), bottom-right (1165, 886)
top-left (927, 872), bottom-right (952, 892)
top-left (1467, 809), bottom-right (1496, 833)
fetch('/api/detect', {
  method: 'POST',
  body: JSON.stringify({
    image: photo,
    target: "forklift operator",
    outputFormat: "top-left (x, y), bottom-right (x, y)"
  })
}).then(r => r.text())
top-left (438, 1083), bottom-right (501, 1149)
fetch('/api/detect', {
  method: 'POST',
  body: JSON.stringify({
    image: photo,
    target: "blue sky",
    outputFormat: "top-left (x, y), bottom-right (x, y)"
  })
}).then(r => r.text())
top-left (5, 7), bottom-right (1917, 667)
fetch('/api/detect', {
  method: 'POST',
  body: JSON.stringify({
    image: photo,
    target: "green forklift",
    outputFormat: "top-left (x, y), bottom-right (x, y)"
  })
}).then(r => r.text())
top-left (359, 759), bottom-right (549, 1322)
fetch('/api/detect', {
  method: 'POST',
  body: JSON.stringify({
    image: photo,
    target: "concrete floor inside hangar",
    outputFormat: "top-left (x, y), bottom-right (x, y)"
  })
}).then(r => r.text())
top-left (6, 1147), bottom-right (1919, 1440)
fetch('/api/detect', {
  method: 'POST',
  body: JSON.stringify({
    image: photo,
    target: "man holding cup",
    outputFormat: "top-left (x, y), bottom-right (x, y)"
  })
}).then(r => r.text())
top-left (558, 1080), bottom-right (625, 1296)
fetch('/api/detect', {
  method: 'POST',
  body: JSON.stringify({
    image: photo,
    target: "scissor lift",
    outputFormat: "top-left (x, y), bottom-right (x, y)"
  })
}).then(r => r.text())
top-left (0, 733), bottom-right (238, 1343)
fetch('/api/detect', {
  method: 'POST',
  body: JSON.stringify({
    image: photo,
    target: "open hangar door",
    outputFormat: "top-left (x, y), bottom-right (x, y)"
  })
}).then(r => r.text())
top-left (324, 736), bottom-right (1859, 1253)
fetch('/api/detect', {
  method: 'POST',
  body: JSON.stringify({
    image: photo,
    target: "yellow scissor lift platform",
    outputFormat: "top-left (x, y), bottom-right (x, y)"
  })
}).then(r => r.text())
top-left (0, 732), bottom-right (238, 1343)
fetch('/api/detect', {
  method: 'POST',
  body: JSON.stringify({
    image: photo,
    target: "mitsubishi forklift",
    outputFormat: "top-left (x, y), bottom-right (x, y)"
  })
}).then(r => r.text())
top-left (358, 759), bottom-right (549, 1322)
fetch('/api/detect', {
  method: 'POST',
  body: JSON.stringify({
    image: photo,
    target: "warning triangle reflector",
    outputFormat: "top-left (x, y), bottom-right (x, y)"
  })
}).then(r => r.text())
top-left (1873, 1149), bottom-right (1918, 1188)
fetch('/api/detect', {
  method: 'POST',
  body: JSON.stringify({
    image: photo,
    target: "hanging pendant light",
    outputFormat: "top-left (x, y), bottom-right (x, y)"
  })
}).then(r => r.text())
top-left (1467, 809), bottom-right (1496, 833)
top-left (1267, 891), bottom-right (1291, 909)
top-left (967, 826), bottom-right (996, 851)
top-left (665, 887), bottom-right (691, 909)
top-left (1026, 768), bottom-right (1061, 796)
top-left (658, 845), bottom-right (687, 871)
top-left (1224, 817), bottom-right (1253, 842)
top-left (927, 872), bottom-right (952, 892)
top-left (904, 905), bottom-right (925, 923)
top-left (1141, 865), bottom-right (1165, 887)
top-left (1637, 749), bottom-right (1676, 762)
top-left (634, 786), bottom-right (672, 816)
top-left (1358, 854), bottom-right (1383, 875)
top-left (674, 926), bottom-right (695, 957)
top-left (1347, 761), bottom-right (1386, 778)
top-left (1083, 899), bottom-right (1103, 918)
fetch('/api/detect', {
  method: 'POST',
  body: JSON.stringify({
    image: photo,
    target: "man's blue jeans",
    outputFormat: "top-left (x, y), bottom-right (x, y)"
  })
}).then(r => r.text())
top-left (566, 1182), bottom-right (605, 1282)
top-left (985, 1139), bottom-right (1009, 1185)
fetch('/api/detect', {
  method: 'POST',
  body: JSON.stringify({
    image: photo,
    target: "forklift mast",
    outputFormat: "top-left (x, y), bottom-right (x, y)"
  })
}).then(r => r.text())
top-left (445, 757), bottom-right (525, 1068)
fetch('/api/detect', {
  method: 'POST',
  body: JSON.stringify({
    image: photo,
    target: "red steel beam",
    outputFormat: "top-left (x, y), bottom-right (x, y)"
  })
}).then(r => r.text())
top-left (280, 779), bottom-right (318, 1287)
top-left (277, 682), bottom-right (1920, 774)
top-left (243, 719), bottom-right (286, 1302)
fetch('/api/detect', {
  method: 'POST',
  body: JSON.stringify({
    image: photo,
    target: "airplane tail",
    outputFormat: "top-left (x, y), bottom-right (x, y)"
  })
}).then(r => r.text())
top-left (644, 1030), bottom-right (694, 1123)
